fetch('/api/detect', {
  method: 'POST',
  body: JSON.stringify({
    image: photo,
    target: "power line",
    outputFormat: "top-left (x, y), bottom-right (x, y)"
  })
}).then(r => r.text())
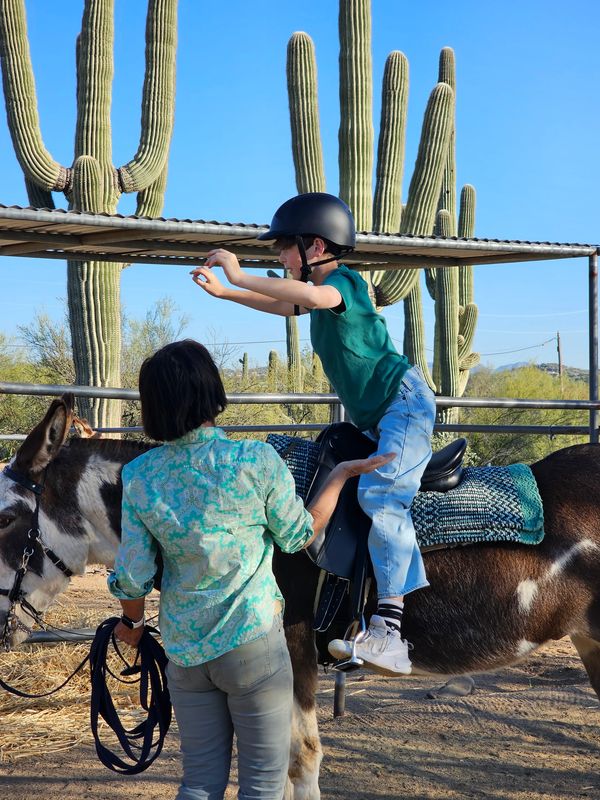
top-left (479, 337), bottom-right (556, 356)
top-left (416, 336), bottom-right (557, 357)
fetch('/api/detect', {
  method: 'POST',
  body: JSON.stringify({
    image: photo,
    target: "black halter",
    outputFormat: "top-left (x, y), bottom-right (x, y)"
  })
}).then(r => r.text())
top-left (0, 464), bottom-right (74, 650)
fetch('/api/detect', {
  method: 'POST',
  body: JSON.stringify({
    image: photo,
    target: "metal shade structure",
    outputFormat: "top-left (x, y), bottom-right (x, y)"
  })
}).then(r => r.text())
top-left (0, 204), bottom-right (596, 269)
top-left (0, 204), bottom-right (598, 439)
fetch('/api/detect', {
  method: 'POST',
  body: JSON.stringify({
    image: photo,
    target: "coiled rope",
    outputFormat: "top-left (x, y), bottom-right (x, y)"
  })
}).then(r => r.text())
top-left (89, 617), bottom-right (172, 774)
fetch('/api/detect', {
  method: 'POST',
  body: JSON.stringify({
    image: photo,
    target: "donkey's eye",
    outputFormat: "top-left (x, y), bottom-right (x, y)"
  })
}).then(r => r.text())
top-left (0, 515), bottom-right (15, 529)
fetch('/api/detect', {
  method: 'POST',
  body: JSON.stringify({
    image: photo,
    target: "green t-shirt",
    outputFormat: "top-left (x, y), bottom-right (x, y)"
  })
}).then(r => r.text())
top-left (309, 265), bottom-right (411, 431)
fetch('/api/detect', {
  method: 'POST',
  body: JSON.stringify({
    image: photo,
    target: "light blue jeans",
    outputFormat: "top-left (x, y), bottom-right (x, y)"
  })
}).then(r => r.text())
top-left (358, 366), bottom-right (436, 598)
top-left (166, 614), bottom-right (293, 800)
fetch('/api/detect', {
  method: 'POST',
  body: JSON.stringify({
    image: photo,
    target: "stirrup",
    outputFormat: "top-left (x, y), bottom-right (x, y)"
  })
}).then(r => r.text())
top-left (333, 616), bottom-right (367, 673)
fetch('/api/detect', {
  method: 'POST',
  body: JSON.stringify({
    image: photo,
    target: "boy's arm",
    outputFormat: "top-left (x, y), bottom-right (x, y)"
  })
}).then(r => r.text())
top-left (192, 266), bottom-right (300, 316)
top-left (238, 271), bottom-right (341, 310)
top-left (205, 248), bottom-right (343, 310)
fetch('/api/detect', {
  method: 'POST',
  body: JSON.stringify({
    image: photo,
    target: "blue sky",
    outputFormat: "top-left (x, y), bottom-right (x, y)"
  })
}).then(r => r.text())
top-left (0, 0), bottom-right (599, 371)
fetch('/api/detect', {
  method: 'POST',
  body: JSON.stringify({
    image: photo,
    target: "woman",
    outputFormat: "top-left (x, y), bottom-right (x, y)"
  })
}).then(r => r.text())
top-left (108, 339), bottom-right (391, 800)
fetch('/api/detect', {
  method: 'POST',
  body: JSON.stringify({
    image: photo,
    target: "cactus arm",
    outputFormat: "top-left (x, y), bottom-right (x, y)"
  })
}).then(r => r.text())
top-left (399, 83), bottom-right (454, 236)
top-left (369, 50), bottom-right (408, 288)
top-left (456, 183), bottom-right (479, 392)
top-left (372, 50), bottom-right (408, 233)
top-left (457, 303), bottom-right (478, 361)
top-left (424, 266), bottom-right (437, 301)
top-left (425, 47), bottom-right (457, 300)
top-left (286, 32), bottom-right (325, 193)
top-left (432, 210), bottom-right (460, 416)
top-left (24, 178), bottom-right (55, 209)
top-left (436, 48), bottom-right (456, 221)
top-left (0, 0), bottom-right (69, 192)
top-left (117, 0), bottom-right (177, 194)
top-left (458, 183), bottom-right (476, 305)
top-left (403, 279), bottom-right (434, 391)
top-left (376, 82), bottom-right (454, 307)
top-left (338, 0), bottom-right (373, 231)
top-left (135, 162), bottom-right (169, 217)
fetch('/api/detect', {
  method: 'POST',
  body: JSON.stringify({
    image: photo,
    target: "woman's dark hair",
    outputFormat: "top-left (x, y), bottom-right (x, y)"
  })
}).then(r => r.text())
top-left (139, 339), bottom-right (227, 441)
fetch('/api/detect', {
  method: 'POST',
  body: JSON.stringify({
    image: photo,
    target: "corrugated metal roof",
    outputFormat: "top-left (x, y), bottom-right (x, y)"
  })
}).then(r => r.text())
top-left (0, 205), bottom-right (596, 269)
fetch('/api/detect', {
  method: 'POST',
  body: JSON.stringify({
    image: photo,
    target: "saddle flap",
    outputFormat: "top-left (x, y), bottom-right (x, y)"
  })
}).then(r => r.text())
top-left (305, 424), bottom-right (374, 576)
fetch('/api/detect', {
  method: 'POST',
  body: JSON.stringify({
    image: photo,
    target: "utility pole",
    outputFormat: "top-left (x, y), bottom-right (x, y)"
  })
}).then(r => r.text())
top-left (557, 331), bottom-right (564, 394)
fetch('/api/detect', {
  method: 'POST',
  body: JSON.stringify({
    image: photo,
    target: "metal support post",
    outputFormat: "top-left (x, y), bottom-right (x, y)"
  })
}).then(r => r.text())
top-left (589, 251), bottom-right (599, 443)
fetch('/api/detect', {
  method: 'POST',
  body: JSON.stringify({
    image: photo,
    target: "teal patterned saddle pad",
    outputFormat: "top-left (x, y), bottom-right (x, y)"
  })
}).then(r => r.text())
top-left (267, 434), bottom-right (545, 549)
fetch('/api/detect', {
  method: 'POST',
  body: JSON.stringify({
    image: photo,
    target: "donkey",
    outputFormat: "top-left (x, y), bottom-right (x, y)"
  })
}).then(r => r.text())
top-left (3, 395), bottom-right (600, 800)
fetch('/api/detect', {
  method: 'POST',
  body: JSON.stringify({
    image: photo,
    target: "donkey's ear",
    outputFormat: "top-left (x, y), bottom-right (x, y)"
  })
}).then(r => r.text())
top-left (15, 393), bottom-right (75, 477)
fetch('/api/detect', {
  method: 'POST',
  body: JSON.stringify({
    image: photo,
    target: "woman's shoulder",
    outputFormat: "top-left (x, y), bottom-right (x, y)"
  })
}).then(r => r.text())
top-left (233, 438), bottom-right (277, 461)
top-left (122, 445), bottom-right (165, 482)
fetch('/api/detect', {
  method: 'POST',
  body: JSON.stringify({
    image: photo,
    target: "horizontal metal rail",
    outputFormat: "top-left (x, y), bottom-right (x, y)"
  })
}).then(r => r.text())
top-left (1, 380), bottom-right (600, 409)
top-left (1, 381), bottom-right (597, 441)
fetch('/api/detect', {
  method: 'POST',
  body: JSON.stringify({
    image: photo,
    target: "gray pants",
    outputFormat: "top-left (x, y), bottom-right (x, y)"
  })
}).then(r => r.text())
top-left (166, 614), bottom-right (293, 800)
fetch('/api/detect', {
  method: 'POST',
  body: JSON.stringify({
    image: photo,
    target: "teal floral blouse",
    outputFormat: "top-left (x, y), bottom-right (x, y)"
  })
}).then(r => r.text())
top-left (108, 426), bottom-right (313, 666)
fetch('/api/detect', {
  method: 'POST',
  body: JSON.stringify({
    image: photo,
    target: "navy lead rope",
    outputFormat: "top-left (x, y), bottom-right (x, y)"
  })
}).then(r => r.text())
top-left (89, 617), bottom-right (172, 774)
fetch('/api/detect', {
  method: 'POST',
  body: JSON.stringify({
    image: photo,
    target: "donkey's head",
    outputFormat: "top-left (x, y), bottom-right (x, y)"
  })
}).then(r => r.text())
top-left (0, 394), bottom-right (81, 648)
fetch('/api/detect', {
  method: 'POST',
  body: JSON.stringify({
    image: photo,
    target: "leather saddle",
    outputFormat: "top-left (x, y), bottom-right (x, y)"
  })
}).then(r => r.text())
top-left (304, 423), bottom-right (467, 638)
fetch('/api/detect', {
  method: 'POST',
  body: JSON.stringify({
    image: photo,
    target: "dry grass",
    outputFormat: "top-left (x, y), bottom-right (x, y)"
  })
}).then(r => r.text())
top-left (0, 569), bottom-right (161, 764)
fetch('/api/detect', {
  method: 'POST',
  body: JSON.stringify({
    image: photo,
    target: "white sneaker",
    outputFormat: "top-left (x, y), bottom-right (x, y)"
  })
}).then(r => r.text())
top-left (328, 615), bottom-right (412, 676)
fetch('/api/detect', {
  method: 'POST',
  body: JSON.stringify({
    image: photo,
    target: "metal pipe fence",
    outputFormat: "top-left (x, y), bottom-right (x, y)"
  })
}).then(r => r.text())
top-left (1, 380), bottom-right (598, 440)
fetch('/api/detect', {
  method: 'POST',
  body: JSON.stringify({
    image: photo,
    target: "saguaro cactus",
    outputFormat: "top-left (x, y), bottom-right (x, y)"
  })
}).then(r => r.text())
top-left (267, 350), bottom-right (280, 392)
top-left (0, 0), bottom-right (177, 429)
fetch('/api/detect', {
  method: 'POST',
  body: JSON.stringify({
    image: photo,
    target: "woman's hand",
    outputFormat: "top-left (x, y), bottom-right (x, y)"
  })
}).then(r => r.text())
top-left (191, 266), bottom-right (229, 297)
top-left (114, 620), bottom-right (145, 648)
top-left (204, 248), bottom-right (246, 286)
top-left (336, 452), bottom-right (396, 478)
top-left (305, 452), bottom-right (396, 542)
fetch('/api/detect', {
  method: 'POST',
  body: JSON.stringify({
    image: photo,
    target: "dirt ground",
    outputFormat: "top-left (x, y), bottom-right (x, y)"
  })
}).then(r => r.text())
top-left (1, 570), bottom-right (600, 800)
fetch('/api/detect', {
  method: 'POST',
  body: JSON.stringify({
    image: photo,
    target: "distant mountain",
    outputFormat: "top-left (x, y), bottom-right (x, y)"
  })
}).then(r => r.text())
top-left (537, 362), bottom-right (590, 382)
top-left (476, 361), bottom-right (591, 382)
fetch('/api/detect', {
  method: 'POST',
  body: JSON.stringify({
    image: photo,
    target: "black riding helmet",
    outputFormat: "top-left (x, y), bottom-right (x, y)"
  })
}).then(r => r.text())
top-left (258, 193), bottom-right (356, 282)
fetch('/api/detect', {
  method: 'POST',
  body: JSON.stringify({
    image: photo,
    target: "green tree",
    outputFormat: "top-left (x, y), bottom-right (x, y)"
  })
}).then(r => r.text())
top-left (18, 312), bottom-right (75, 384)
top-left (462, 365), bottom-right (588, 465)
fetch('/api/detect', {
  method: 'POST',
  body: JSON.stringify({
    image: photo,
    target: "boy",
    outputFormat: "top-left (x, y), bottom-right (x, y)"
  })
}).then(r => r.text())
top-left (192, 192), bottom-right (436, 675)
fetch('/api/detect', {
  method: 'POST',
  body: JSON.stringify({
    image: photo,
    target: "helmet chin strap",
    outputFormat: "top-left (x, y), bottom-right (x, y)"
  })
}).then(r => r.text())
top-left (295, 236), bottom-right (349, 282)
top-left (296, 236), bottom-right (312, 283)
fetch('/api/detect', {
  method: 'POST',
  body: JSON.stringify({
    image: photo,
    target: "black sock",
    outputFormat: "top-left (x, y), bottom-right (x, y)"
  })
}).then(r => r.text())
top-left (377, 601), bottom-right (403, 634)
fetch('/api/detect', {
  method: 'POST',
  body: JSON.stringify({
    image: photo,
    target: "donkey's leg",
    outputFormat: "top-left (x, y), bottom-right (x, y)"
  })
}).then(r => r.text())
top-left (284, 620), bottom-right (322, 800)
top-left (570, 633), bottom-right (600, 701)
